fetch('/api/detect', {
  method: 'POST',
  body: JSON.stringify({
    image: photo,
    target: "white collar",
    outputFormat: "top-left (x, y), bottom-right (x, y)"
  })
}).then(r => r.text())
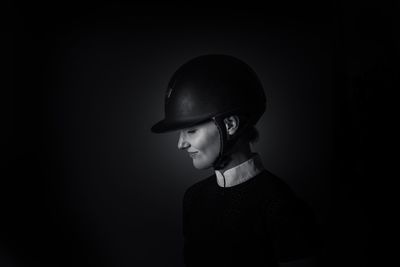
top-left (214, 153), bottom-right (264, 188)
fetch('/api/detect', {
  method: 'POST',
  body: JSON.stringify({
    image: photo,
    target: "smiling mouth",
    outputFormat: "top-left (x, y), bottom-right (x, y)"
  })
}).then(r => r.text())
top-left (189, 152), bottom-right (198, 158)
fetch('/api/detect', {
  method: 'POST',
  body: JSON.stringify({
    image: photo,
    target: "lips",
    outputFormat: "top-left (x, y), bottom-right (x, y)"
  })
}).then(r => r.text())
top-left (188, 152), bottom-right (198, 158)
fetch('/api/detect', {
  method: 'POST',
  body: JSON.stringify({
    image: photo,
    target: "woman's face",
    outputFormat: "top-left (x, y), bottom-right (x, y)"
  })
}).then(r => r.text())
top-left (177, 121), bottom-right (221, 169)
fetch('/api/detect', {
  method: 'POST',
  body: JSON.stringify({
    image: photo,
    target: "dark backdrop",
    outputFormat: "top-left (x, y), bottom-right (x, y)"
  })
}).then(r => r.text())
top-left (4, 1), bottom-right (396, 266)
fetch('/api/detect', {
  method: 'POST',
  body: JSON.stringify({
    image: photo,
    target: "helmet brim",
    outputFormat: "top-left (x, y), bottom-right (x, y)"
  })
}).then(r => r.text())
top-left (151, 118), bottom-right (210, 133)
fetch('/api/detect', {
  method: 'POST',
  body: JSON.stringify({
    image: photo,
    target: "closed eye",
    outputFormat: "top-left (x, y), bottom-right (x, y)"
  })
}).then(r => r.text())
top-left (187, 129), bottom-right (197, 134)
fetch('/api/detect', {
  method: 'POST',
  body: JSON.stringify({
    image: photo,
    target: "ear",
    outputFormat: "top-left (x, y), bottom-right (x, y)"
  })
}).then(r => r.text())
top-left (224, 116), bottom-right (240, 136)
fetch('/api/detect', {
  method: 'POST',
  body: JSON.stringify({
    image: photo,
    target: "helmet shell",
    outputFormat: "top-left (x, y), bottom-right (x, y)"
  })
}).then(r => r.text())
top-left (151, 55), bottom-right (266, 133)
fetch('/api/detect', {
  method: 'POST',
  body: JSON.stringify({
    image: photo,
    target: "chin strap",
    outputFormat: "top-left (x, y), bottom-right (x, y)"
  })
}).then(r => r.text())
top-left (211, 114), bottom-right (252, 170)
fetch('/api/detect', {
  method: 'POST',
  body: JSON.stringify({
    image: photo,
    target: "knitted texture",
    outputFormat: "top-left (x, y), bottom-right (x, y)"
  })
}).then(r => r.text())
top-left (182, 170), bottom-right (319, 267)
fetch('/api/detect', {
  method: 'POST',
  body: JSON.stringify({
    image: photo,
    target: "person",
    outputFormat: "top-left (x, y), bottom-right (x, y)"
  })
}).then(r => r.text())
top-left (151, 55), bottom-right (320, 267)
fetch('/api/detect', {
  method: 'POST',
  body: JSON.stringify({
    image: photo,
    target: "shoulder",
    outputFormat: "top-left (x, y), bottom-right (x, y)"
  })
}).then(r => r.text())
top-left (254, 170), bottom-right (311, 216)
top-left (254, 170), bottom-right (299, 201)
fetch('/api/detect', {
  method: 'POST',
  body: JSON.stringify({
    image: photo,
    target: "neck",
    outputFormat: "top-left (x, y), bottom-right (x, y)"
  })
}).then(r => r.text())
top-left (216, 143), bottom-right (253, 173)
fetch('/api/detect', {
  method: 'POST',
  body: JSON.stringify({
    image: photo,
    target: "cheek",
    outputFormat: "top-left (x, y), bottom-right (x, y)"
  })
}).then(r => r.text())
top-left (197, 130), bottom-right (220, 158)
top-left (208, 135), bottom-right (220, 157)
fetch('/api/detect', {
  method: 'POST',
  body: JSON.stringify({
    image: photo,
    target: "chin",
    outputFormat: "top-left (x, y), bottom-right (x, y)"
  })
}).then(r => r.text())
top-left (192, 159), bottom-right (212, 170)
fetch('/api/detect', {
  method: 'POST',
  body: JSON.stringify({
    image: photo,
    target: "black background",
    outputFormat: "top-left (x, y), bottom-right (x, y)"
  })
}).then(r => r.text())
top-left (4, 1), bottom-right (397, 266)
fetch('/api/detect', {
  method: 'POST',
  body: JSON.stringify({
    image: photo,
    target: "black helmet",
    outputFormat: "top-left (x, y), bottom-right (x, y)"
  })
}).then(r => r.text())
top-left (151, 54), bottom-right (266, 169)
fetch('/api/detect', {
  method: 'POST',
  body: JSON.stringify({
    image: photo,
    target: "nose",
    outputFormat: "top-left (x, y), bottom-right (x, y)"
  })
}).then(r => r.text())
top-left (177, 131), bottom-right (190, 150)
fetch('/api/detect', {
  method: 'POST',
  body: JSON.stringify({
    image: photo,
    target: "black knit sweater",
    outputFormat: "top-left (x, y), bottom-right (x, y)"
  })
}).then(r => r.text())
top-left (182, 170), bottom-right (319, 267)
